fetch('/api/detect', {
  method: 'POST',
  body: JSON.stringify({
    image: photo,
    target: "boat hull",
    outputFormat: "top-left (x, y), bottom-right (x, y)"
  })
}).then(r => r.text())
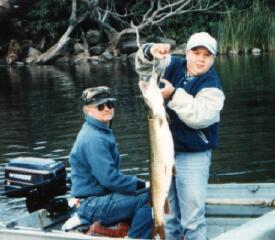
top-left (1, 183), bottom-right (275, 240)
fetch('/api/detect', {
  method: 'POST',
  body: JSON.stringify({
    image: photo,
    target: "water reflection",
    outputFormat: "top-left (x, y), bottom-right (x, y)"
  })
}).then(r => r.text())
top-left (213, 54), bottom-right (275, 183)
top-left (0, 55), bottom-right (275, 185)
top-left (0, 55), bottom-right (275, 222)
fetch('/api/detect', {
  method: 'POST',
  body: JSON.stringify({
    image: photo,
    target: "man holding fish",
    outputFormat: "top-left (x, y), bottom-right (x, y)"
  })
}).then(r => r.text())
top-left (136, 32), bottom-right (225, 240)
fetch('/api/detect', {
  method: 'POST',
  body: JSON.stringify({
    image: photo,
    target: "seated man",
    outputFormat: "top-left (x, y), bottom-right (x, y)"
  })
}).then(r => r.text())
top-left (63, 86), bottom-right (153, 239)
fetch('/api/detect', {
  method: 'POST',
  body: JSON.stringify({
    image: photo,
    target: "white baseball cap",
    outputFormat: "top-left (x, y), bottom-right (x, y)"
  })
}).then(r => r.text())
top-left (186, 32), bottom-right (217, 55)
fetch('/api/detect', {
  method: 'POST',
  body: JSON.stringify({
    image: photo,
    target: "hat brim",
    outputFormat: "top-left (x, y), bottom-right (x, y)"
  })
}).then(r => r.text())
top-left (188, 44), bottom-right (216, 55)
top-left (91, 98), bottom-right (116, 106)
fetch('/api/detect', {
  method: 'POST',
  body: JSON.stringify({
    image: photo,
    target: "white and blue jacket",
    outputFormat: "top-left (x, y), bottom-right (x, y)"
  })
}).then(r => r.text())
top-left (136, 44), bottom-right (225, 152)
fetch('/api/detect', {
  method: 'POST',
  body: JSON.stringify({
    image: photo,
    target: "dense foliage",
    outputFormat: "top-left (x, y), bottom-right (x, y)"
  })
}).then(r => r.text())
top-left (0, 0), bottom-right (274, 57)
top-left (162, 0), bottom-right (274, 53)
top-left (26, 0), bottom-right (71, 44)
top-left (216, 1), bottom-right (274, 53)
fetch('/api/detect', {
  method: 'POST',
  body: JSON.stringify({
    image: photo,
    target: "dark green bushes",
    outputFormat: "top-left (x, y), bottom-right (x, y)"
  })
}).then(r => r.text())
top-left (26, 0), bottom-right (71, 45)
top-left (16, 0), bottom-right (275, 54)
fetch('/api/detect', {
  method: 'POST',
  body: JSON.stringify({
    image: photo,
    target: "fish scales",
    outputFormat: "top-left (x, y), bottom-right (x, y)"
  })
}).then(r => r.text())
top-left (148, 117), bottom-right (174, 227)
top-left (139, 73), bottom-right (174, 239)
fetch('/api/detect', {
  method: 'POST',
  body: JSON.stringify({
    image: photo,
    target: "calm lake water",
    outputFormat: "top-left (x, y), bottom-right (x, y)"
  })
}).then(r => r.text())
top-left (0, 54), bottom-right (275, 220)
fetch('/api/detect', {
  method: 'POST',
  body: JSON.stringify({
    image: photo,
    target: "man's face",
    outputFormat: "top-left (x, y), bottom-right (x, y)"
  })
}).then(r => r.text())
top-left (186, 47), bottom-right (215, 76)
top-left (86, 101), bottom-right (115, 123)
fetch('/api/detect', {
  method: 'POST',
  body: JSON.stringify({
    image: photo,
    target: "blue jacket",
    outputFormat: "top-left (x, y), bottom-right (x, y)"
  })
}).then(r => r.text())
top-left (69, 115), bottom-right (138, 198)
top-left (164, 56), bottom-right (223, 152)
top-left (135, 45), bottom-right (225, 153)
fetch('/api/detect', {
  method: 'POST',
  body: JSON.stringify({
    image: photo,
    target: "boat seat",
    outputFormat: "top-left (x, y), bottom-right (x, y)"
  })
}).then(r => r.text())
top-left (85, 221), bottom-right (129, 238)
top-left (62, 213), bottom-right (130, 237)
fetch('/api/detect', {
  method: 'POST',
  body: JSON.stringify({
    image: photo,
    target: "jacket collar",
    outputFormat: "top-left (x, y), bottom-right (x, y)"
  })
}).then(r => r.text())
top-left (85, 114), bottom-right (111, 132)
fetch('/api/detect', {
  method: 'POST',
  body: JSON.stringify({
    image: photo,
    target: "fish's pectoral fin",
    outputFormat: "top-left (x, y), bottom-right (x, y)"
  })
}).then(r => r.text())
top-left (172, 165), bottom-right (176, 176)
top-left (164, 197), bottom-right (170, 214)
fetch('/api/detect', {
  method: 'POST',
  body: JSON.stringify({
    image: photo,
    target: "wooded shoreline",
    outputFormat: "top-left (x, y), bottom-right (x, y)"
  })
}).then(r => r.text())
top-left (0, 0), bottom-right (274, 65)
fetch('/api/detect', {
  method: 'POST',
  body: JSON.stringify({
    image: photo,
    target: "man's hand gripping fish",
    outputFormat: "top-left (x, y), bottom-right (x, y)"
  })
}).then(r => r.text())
top-left (139, 73), bottom-right (174, 239)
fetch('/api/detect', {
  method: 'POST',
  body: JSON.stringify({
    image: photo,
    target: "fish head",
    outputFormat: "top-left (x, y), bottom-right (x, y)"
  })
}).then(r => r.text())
top-left (139, 77), bottom-right (165, 119)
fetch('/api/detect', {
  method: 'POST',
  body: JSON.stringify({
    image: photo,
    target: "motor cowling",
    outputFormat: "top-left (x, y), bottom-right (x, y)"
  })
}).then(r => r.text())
top-left (4, 157), bottom-right (68, 213)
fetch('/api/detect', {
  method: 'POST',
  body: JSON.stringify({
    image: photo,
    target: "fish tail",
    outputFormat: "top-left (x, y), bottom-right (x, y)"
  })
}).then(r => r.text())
top-left (153, 225), bottom-right (165, 240)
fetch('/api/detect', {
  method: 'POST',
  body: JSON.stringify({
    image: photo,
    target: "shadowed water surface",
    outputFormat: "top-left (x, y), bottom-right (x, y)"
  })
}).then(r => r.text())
top-left (0, 54), bottom-right (275, 221)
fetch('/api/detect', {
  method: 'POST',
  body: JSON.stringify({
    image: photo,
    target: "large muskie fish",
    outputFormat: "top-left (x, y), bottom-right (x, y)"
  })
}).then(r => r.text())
top-left (139, 73), bottom-right (174, 239)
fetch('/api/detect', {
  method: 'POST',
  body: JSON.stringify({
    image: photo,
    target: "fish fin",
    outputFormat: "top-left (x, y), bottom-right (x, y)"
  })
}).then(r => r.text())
top-left (172, 165), bottom-right (176, 176)
top-left (164, 198), bottom-right (170, 214)
top-left (153, 225), bottom-right (165, 240)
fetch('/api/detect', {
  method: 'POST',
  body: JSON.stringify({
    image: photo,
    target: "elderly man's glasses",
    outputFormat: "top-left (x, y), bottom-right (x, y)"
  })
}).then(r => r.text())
top-left (97, 101), bottom-right (115, 111)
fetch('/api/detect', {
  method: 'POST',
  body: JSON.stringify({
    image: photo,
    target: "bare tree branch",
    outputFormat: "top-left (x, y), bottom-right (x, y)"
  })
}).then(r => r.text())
top-left (34, 0), bottom-right (90, 64)
top-left (139, 0), bottom-right (222, 26)
top-left (74, 0), bottom-right (223, 54)
top-left (29, 0), bottom-right (224, 64)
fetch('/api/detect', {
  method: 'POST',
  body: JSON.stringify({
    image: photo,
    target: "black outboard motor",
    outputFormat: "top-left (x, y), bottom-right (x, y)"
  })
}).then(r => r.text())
top-left (4, 157), bottom-right (68, 214)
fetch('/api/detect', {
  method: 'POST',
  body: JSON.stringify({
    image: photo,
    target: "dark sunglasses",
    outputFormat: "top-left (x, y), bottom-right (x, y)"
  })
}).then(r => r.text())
top-left (97, 101), bottom-right (115, 111)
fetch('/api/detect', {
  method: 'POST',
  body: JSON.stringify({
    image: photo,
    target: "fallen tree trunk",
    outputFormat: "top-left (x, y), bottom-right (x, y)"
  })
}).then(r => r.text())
top-left (31, 0), bottom-right (88, 64)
